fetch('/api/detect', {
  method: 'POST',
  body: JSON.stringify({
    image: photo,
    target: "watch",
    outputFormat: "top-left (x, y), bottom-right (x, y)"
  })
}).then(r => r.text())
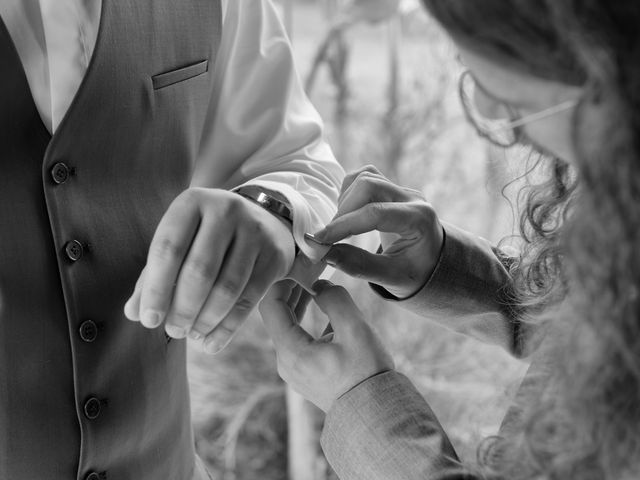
top-left (235, 185), bottom-right (293, 223)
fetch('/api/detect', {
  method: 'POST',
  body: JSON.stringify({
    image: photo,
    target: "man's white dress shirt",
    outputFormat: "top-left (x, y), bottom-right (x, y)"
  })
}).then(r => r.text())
top-left (0, 0), bottom-right (341, 260)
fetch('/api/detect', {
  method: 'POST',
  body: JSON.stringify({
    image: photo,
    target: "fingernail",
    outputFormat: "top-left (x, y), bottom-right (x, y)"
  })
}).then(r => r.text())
top-left (323, 256), bottom-right (337, 267)
top-left (313, 229), bottom-right (327, 240)
top-left (165, 324), bottom-right (187, 339)
top-left (188, 330), bottom-right (204, 341)
top-left (142, 309), bottom-right (163, 327)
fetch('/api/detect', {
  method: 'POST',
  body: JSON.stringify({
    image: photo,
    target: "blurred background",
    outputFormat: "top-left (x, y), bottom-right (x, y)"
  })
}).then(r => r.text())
top-left (188, 1), bottom-right (532, 478)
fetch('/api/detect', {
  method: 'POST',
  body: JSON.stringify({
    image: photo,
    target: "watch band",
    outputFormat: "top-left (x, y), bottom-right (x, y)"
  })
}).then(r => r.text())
top-left (235, 185), bottom-right (293, 223)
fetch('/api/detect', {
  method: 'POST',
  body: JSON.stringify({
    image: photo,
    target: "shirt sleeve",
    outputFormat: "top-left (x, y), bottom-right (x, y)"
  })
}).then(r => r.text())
top-left (191, 0), bottom-right (344, 262)
top-left (321, 370), bottom-right (478, 480)
top-left (370, 223), bottom-right (542, 358)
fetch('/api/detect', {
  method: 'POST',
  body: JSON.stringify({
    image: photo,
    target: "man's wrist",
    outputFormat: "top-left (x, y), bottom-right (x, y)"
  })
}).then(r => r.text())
top-left (234, 185), bottom-right (299, 257)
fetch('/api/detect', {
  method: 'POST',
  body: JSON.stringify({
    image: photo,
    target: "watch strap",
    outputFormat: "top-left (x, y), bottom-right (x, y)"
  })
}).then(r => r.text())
top-left (235, 185), bottom-right (293, 223)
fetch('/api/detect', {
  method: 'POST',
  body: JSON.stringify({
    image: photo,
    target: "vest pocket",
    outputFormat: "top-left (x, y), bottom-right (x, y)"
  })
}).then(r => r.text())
top-left (152, 60), bottom-right (209, 90)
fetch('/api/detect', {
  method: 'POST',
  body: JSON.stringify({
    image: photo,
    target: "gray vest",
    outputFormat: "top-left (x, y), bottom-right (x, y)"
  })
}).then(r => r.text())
top-left (0, 1), bottom-right (221, 478)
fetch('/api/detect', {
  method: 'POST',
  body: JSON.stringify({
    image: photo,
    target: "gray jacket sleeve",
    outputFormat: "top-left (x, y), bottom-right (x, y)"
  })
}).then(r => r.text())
top-left (321, 371), bottom-right (478, 480)
top-left (371, 223), bottom-right (538, 358)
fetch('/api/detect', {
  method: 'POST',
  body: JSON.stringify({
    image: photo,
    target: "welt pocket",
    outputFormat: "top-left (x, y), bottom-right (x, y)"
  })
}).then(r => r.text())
top-left (152, 59), bottom-right (209, 90)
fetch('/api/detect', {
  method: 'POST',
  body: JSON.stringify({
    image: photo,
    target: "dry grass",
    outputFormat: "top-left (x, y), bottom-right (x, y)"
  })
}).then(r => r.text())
top-left (188, 3), bottom-right (530, 478)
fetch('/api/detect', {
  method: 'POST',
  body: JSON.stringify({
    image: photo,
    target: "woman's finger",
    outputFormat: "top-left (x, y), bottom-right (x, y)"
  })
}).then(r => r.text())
top-left (317, 201), bottom-right (431, 244)
top-left (259, 286), bottom-right (314, 351)
top-left (293, 288), bottom-right (314, 320)
top-left (339, 164), bottom-right (385, 199)
top-left (322, 243), bottom-right (405, 285)
top-left (311, 281), bottom-right (366, 337)
top-left (336, 174), bottom-right (423, 218)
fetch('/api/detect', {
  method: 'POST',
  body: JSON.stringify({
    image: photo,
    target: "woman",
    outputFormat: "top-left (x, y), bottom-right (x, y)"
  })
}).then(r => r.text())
top-left (260, 1), bottom-right (640, 478)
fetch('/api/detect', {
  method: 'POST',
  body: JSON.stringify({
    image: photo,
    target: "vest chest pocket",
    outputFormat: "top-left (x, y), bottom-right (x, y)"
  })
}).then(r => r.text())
top-left (149, 57), bottom-right (213, 164)
top-left (152, 59), bottom-right (209, 90)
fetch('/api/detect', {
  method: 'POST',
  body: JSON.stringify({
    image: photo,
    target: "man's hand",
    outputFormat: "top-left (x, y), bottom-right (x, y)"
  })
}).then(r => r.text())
top-left (314, 165), bottom-right (444, 299)
top-left (124, 187), bottom-right (296, 353)
top-left (259, 280), bottom-right (394, 412)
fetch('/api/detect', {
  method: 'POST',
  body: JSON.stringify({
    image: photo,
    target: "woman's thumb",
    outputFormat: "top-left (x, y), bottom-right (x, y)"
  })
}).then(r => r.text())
top-left (322, 244), bottom-right (396, 285)
top-left (312, 280), bottom-right (366, 336)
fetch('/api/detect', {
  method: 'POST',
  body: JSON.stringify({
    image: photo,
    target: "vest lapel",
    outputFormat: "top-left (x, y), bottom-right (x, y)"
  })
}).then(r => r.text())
top-left (0, 15), bottom-right (51, 144)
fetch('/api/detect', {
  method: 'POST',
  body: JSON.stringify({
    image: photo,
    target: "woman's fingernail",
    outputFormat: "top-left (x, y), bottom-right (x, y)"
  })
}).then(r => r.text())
top-left (165, 324), bottom-right (187, 339)
top-left (142, 309), bottom-right (162, 327)
top-left (323, 256), bottom-right (337, 266)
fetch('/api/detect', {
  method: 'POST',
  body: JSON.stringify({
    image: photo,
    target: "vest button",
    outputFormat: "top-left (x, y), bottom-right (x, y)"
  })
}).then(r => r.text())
top-left (51, 162), bottom-right (70, 184)
top-left (79, 320), bottom-right (98, 343)
top-left (85, 472), bottom-right (100, 480)
top-left (84, 397), bottom-right (102, 420)
top-left (65, 240), bottom-right (84, 261)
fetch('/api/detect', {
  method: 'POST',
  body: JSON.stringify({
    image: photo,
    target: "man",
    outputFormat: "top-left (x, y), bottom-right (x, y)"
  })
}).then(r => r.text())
top-left (0, 0), bottom-right (342, 479)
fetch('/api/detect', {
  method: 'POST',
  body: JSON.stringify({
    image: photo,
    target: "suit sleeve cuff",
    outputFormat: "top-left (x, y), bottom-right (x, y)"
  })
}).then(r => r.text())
top-left (368, 223), bottom-right (533, 356)
top-left (321, 370), bottom-right (466, 480)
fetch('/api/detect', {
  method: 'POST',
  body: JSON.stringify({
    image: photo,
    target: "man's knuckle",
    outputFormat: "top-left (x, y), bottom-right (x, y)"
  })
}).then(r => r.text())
top-left (228, 194), bottom-right (245, 214)
top-left (234, 297), bottom-right (255, 314)
top-left (183, 257), bottom-right (217, 280)
top-left (151, 237), bottom-right (184, 260)
top-left (248, 220), bottom-right (267, 239)
top-left (216, 278), bottom-right (242, 298)
top-left (366, 202), bottom-right (384, 219)
top-left (169, 308), bottom-right (197, 324)
top-left (146, 283), bottom-right (170, 301)
top-left (177, 188), bottom-right (201, 207)
top-left (216, 322), bottom-right (237, 337)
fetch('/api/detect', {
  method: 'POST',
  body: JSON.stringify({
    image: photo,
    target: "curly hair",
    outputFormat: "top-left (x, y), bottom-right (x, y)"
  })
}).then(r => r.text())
top-left (421, 0), bottom-right (640, 478)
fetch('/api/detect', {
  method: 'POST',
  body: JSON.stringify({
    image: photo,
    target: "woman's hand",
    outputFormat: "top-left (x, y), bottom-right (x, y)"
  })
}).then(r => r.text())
top-left (259, 280), bottom-right (394, 412)
top-left (314, 165), bottom-right (444, 299)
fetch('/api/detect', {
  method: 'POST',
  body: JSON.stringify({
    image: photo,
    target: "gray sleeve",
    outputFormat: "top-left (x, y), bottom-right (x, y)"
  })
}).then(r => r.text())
top-left (320, 371), bottom-right (477, 480)
top-left (371, 223), bottom-right (539, 358)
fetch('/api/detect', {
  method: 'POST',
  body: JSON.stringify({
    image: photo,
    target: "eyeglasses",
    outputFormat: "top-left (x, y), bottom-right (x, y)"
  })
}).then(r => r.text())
top-left (458, 70), bottom-right (579, 148)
